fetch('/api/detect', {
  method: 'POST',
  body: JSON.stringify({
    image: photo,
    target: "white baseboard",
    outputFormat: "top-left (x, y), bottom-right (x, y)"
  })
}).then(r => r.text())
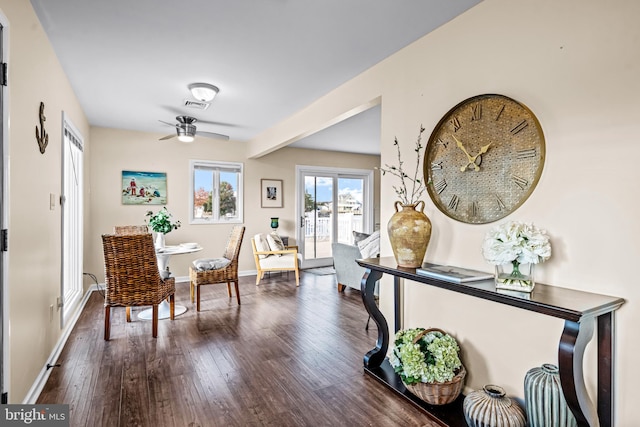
top-left (22, 284), bottom-right (102, 404)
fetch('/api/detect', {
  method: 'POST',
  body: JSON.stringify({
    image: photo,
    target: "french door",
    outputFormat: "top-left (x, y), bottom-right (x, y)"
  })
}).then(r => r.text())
top-left (296, 166), bottom-right (373, 269)
top-left (61, 114), bottom-right (83, 327)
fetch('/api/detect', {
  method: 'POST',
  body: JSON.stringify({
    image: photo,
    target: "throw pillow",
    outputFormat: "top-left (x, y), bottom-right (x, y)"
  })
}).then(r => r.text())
top-left (353, 230), bottom-right (371, 244)
top-left (253, 233), bottom-right (271, 259)
top-left (266, 232), bottom-right (285, 257)
top-left (192, 258), bottom-right (231, 271)
top-left (357, 230), bottom-right (380, 259)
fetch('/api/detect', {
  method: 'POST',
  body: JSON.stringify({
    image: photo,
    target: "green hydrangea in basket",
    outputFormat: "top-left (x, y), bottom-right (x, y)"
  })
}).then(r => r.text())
top-left (390, 327), bottom-right (466, 405)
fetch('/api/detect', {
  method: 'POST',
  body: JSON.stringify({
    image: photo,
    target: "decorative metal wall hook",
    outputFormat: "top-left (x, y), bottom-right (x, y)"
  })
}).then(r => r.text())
top-left (35, 101), bottom-right (48, 154)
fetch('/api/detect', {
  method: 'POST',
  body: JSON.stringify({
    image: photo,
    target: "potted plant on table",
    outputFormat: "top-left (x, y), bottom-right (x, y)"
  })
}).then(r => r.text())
top-left (145, 207), bottom-right (181, 249)
top-left (390, 327), bottom-right (466, 405)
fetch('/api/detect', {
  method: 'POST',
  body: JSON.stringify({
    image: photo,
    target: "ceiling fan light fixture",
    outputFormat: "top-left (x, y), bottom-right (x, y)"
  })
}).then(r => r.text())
top-left (188, 83), bottom-right (219, 102)
top-left (177, 123), bottom-right (196, 143)
top-left (178, 134), bottom-right (195, 143)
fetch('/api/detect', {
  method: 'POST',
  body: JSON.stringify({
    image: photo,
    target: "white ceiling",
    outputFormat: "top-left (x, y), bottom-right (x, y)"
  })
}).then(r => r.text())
top-left (29, 0), bottom-right (481, 154)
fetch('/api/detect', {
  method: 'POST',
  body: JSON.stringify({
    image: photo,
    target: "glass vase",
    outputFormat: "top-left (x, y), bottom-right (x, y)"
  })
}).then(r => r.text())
top-left (495, 261), bottom-right (535, 292)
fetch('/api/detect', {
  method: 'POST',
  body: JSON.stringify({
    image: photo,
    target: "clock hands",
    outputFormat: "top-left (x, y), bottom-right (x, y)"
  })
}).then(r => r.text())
top-left (452, 135), bottom-right (477, 171)
top-left (468, 143), bottom-right (492, 167)
top-left (452, 134), bottom-right (492, 171)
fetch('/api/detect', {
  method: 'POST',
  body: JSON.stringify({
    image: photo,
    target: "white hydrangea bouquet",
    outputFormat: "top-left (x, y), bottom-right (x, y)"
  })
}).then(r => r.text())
top-left (482, 221), bottom-right (551, 291)
top-left (390, 328), bottom-right (466, 404)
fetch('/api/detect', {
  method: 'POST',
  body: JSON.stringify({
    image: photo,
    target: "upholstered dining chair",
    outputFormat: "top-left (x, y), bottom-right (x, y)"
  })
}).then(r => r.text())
top-left (189, 225), bottom-right (245, 311)
top-left (102, 232), bottom-right (175, 340)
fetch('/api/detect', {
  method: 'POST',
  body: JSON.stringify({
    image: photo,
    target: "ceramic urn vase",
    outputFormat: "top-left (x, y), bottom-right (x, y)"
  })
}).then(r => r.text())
top-left (387, 200), bottom-right (431, 268)
top-left (463, 385), bottom-right (526, 427)
top-left (524, 363), bottom-right (577, 427)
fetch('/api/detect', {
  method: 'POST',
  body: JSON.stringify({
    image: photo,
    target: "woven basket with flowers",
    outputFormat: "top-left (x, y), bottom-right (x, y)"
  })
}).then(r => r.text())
top-left (390, 327), bottom-right (466, 405)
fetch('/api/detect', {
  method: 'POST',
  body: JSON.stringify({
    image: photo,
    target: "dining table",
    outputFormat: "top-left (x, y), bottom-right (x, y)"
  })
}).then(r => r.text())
top-left (137, 243), bottom-right (203, 320)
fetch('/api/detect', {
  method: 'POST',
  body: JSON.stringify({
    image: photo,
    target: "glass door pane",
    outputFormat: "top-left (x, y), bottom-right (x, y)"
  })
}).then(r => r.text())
top-left (337, 177), bottom-right (364, 244)
top-left (303, 175), bottom-right (333, 260)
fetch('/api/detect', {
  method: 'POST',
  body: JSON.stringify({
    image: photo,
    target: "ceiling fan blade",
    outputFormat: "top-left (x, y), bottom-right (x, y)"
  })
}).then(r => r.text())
top-left (196, 118), bottom-right (238, 128)
top-left (161, 106), bottom-right (237, 128)
top-left (196, 130), bottom-right (230, 141)
top-left (159, 134), bottom-right (176, 141)
top-left (159, 120), bottom-right (179, 128)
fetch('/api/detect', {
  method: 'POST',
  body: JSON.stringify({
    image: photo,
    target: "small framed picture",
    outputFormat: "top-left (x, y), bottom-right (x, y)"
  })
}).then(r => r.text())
top-left (261, 179), bottom-right (283, 208)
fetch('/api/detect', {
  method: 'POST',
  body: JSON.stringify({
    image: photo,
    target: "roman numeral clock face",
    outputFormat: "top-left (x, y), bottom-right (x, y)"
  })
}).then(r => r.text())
top-left (424, 94), bottom-right (545, 224)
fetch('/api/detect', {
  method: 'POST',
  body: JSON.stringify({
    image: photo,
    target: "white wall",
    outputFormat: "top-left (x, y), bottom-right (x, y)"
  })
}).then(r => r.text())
top-left (248, 0), bottom-right (640, 424)
top-left (87, 126), bottom-right (380, 281)
top-left (0, 0), bottom-right (90, 402)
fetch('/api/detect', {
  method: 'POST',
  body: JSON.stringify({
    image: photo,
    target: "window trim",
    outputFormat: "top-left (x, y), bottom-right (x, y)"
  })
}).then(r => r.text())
top-left (189, 159), bottom-right (244, 224)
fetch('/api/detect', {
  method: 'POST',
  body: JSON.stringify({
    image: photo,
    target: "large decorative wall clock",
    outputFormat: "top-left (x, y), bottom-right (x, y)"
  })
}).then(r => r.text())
top-left (424, 94), bottom-right (545, 224)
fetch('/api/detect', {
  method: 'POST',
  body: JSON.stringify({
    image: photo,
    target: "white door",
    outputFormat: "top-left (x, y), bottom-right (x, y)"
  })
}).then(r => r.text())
top-left (296, 166), bottom-right (373, 269)
top-left (61, 114), bottom-right (83, 327)
top-left (0, 16), bottom-right (7, 404)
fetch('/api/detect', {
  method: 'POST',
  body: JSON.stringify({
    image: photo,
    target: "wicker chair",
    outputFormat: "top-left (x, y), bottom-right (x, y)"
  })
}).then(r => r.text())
top-left (189, 226), bottom-right (245, 311)
top-left (102, 233), bottom-right (175, 340)
top-left (114, 225), bottom-right (149, 234)
top-left (113, 225), bottom-right (151, 321)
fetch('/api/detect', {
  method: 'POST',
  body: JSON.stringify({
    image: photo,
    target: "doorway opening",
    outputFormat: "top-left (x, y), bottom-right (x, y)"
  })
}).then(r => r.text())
top-left (296, 166), bottom-right (373, 269)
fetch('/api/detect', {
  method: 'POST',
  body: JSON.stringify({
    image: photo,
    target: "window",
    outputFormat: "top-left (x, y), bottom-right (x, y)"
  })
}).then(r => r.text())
top-left (190, 160), bottom-right (243, 224)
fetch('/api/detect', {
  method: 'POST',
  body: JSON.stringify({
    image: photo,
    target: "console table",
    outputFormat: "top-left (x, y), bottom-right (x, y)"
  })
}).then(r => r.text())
top-left (356, 257), bottom-right (624, 427)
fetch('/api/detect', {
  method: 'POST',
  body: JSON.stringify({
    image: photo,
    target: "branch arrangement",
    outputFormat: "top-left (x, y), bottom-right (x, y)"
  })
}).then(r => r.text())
top-left (377, 125), bottom-right (427, 205)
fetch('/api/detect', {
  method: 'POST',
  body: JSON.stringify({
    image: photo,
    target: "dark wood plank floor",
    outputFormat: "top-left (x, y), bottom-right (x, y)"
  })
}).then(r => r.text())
top-left (37, 271), bottom-right (440, 427)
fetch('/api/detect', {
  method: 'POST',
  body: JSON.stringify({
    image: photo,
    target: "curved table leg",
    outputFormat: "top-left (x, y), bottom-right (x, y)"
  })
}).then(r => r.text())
top-left (597, 312), bottom-right (614, 427)
top-left (559, 317), bottom-right (598, 427)
top-left (360, 268), bottom-right (386, 369)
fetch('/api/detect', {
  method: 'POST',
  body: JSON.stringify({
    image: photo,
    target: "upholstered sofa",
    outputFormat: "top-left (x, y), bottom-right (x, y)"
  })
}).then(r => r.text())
top-left (332, 230), bottom-right (380, 293)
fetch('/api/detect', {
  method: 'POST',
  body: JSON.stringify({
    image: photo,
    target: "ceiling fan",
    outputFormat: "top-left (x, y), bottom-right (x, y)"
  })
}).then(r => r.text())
top-left (159, 115), bottom-right (229, 142)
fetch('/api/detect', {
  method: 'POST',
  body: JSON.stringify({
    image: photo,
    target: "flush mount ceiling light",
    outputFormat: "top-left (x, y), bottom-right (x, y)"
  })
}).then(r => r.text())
top-left (188, 83), bottom-right (219, 102)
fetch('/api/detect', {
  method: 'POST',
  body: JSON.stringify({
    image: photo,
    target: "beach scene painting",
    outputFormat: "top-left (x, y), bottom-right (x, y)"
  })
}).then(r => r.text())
top-left (122, 170), bottom-right (167, 205)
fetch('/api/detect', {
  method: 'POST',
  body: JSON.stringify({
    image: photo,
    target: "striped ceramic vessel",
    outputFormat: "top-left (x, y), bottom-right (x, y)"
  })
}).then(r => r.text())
top-left (524, 364), bottom-right (577, 427)
top-left (463, 385), bottom-right (526, 427)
